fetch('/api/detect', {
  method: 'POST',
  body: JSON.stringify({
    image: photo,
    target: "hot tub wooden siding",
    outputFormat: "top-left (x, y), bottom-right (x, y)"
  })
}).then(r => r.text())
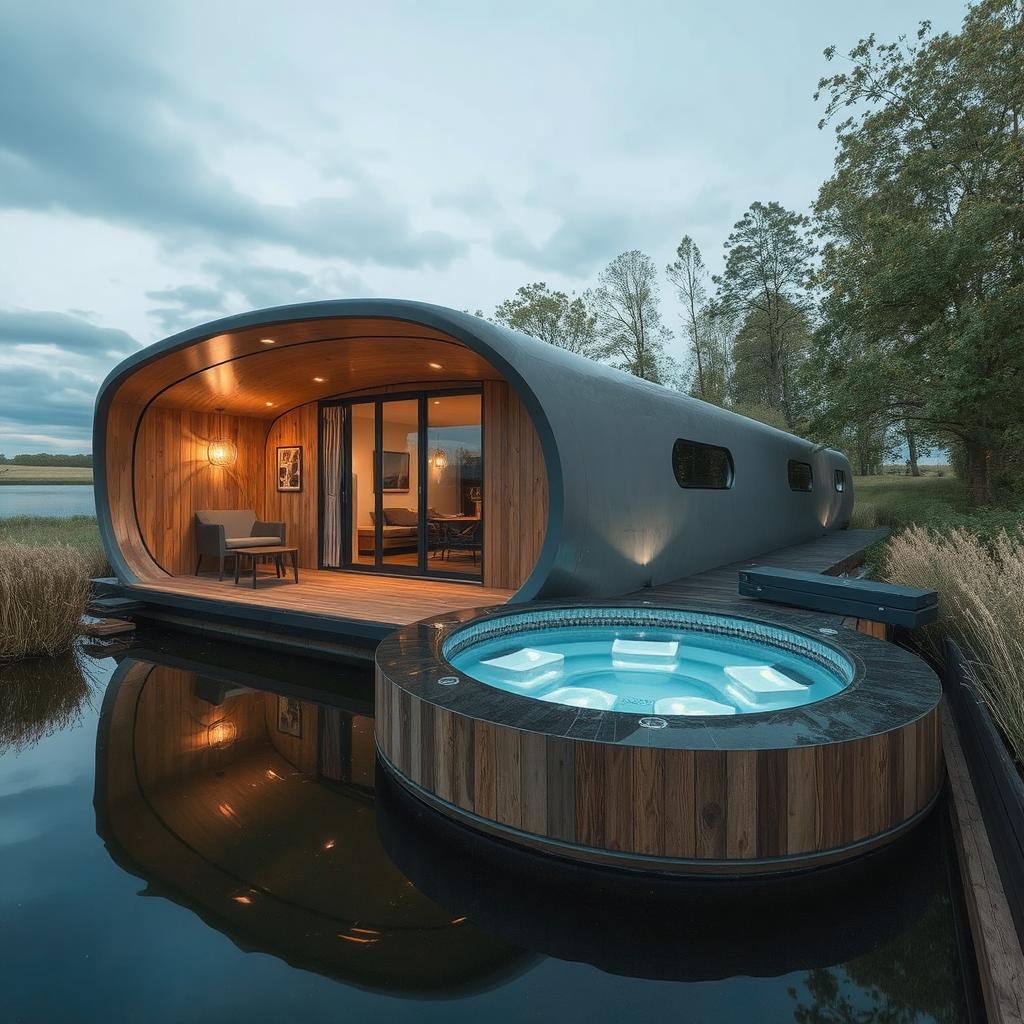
top-left (375, 671), bottom-right (943, 873)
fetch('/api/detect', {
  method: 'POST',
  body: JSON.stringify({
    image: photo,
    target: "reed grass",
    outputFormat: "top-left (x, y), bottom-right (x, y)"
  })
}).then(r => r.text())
top-left (884, 525), bottom-right (1024, 765)
top-left (0, 543), bottom-right (91, 662)
top-left (0, 516), bottom-right (108, 576)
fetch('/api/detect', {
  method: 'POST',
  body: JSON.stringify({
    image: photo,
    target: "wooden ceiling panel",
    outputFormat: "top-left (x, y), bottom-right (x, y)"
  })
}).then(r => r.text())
top-left (112, 317), bottom-right (484, 411)
top-left (116, 320), bottom-right (502, 417)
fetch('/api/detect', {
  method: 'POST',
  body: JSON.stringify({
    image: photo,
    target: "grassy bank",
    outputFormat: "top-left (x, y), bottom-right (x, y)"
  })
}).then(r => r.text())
top-left (0, 466), bottom-right (93, 484)
top-left (0, 516), bottom-right (108, 577)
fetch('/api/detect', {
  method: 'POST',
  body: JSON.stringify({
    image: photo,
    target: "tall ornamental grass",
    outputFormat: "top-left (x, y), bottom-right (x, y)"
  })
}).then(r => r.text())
top-left (884, 525), bottom-right (1024, 765)
top-left (0, 543), bottom-right (90, 662)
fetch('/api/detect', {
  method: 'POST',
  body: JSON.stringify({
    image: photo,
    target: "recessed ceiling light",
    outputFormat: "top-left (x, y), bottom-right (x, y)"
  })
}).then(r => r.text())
top-left (433, 400), bottom-right (440, 405)
top-left (313, 376), bottom-right (327, 383)
top-left (265, 401), bottom-right (274, 407)
top-left (259, 338), bottom-right (276, 345)
top-left (427, 361), bottom-right (443, 369)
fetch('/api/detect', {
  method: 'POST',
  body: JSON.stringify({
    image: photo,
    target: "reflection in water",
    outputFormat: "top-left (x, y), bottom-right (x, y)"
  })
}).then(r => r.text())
top-left (0, 653), bottom-right (97, 753)
top-left (377, 764), bottom-right (968, 1011)
top-left (80, 636), bottom-right (973, 1020)
top-left (94, 650), bottom-right (531, 994)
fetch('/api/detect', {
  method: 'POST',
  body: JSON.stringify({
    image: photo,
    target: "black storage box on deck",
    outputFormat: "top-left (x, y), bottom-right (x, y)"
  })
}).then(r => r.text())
top-left (738, 567), bottom-right (938, 628)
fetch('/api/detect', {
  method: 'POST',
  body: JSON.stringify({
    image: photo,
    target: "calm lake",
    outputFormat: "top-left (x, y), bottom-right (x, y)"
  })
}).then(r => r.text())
top-left (0, 484), bottom-right (96, 518)
top-left (0, 630), bottom-right (976, 1023)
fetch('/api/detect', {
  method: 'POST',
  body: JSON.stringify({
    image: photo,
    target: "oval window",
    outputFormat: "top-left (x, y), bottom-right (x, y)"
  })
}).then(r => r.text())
top-left (788, 460), bottom-right (813, 492)
top-left (672, 438), bottom-right (734, 489)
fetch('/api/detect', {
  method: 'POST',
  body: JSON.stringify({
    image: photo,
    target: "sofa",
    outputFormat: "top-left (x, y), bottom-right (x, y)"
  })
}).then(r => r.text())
top-left (357, 507), bottom-right (419, 555)
top-left (194, 509), bottom-right (286, 579)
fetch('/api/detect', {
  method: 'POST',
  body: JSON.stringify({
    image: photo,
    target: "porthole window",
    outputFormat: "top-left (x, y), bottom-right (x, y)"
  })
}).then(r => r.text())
top-left (834, 469), bottom-right (846, 493)
top-left (788, 460), bottom-right (813, 492)
top-left (672, 438), bottom-right (734, 489)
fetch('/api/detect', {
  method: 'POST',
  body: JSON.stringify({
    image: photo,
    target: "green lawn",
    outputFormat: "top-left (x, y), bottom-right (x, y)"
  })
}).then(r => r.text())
top-left (0, 466), bottom-right (93, 484)
top-left (851, 470), bottom-right (1024, 543)
top-left (0, 515), bottom-right (108, 576)
top-left (851, 473), bottom-right (966, 528)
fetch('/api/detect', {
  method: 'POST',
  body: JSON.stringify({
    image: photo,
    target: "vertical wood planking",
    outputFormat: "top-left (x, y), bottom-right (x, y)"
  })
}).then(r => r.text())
top-left (756, 748), bottom-right (789, 857)
top-left (483, 380), bottom-right (549, 590)
top-left (664, 749), bottom-right (697, 858)
top-left (374, 673), bottom-right (943, 870)
top-left (631, 745), bottom-right (665, 856)
top-left (133, 405), bottom-right (271, 574)
top-left (696, 749), bottom-right (728, 858)
top-left (494, 726), bottom-right (523, 829)
top-left (727, 750), bottom-right (759, 858)
top-left (785, 746), bottom-right (816, 855)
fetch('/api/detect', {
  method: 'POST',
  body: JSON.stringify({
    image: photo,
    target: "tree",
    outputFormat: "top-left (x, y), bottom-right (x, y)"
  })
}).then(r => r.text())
top-left (729, 297), bottom-right (812, 422)
top-left (814, 1), bottom-right (1024, 506)
top-left (593, 251), bottom-right (675, 383)
top-left (714, 202), bottom-right (817, 429)
top-left (492, 282), bottom-right (599, 357)
top-left (666, 236), bottom-right (728, 402)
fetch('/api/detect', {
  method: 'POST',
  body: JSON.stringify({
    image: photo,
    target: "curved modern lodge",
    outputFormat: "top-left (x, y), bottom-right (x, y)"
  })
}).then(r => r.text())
top-left (94, 298), bottom-right (854, 641)
top-left (91, 298), bottom-right (945, 878)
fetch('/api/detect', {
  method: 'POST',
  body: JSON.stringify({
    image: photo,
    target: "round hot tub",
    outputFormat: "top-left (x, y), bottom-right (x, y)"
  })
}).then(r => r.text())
top-left (375, 604), bottom-right (943, 876)
top-left (445, 608), bottom-right (854, 718)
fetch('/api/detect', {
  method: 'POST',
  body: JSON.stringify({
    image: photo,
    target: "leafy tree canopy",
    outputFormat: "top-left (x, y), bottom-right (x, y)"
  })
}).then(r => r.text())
top-left (814, 0), bottom-right (1024, 504)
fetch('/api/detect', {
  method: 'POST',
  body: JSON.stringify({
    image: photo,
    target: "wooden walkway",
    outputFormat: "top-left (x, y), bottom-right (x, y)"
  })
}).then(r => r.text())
top-left (638, 528), bottom-right (889, 622)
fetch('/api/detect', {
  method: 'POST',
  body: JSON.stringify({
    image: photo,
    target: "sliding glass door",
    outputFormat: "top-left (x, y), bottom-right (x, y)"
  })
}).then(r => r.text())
top-left (426, 393), bottom-right (482, 578)
top-left (320, 389), bottom-right (482, 580)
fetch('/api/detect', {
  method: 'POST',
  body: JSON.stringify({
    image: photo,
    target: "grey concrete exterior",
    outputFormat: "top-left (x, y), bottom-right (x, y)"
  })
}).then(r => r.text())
top-left (94, 298), bottom-right (853, 603)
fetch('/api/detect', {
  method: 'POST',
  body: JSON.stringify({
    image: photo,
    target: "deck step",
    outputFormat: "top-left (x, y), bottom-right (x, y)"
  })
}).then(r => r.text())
top-left (87, 596), bottom-right (144, 616)
top-left (90, 577), bottom-right (124, 597)
top-left (79, 615), bottom-right (136, 637)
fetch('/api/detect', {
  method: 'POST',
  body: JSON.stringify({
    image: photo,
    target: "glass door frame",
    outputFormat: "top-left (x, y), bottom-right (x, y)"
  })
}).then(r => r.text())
top-left (318, 386), bottom-right (484, 582)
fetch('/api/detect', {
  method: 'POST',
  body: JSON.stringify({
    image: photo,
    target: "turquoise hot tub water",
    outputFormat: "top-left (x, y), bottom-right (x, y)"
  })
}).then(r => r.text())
top-left (446, 611), bottom-right (854, 717)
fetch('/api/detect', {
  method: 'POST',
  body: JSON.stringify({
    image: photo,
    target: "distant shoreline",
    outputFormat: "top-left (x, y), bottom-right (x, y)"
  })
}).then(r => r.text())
top-left (0, 467), bottom-right (93, 486)
top-left (0, 480), bottom-right (94, 486)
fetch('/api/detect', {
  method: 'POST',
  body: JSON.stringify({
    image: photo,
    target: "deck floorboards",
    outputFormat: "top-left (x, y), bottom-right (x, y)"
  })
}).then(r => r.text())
top-left (125, 529), bottom-right (887, 639)
top-left (636, 528), bottom-right (889, 624)
top-left (129, 567), bottom-right (514, 633)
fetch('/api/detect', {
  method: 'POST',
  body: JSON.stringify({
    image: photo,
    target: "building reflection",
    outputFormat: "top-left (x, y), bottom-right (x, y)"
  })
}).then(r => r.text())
top-left (94, 644), bottom-right (532, 995)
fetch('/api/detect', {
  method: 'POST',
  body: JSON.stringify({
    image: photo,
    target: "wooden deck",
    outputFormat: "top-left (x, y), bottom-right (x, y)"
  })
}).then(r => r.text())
top-left (126, 567), bottom-right (514, 643)
top-left (120, 528), bottom-right (887, 650)
top-left (639, 528), bottom-right (889, 624)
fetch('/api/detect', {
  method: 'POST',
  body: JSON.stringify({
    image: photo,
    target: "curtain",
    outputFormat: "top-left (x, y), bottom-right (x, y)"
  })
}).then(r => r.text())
top-left (321, 405), bottom-right (343, 567)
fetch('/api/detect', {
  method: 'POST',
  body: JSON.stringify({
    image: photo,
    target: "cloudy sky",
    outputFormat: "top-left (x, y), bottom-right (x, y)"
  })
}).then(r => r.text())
top-left (0, 0), bottom-right (964, 455)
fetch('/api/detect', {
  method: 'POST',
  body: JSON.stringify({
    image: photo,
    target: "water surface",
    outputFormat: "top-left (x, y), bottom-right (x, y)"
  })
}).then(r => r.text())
top-left (0, 483), bottom-right (96, 518)
top-left (0, 631), bottom-right (974, 1022)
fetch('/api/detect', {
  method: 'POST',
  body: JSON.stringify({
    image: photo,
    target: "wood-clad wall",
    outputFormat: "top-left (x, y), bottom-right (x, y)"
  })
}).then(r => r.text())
top-left (483, 381), bottom-right (549, 590)
top-left (133, 407), bottom-right (270, 575)
top-left (376, 671), bottom-right (944, 870)
top-left (130, 381), bottom-right (547, 588)
top-left (263, 405), bottom-right (320, 570)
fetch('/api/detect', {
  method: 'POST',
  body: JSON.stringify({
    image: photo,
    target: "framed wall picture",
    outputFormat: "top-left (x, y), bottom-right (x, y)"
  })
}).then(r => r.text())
top-left (276, 445), bottom-right (302, 492)
top-left (277, 695), bottom-right (302, 738)
top-left (379, 450), bottom-right (410, 492)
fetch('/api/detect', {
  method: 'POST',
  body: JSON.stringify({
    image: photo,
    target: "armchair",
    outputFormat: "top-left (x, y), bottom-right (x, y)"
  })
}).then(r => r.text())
top-left (194, 510), bottom-right (286, 580)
